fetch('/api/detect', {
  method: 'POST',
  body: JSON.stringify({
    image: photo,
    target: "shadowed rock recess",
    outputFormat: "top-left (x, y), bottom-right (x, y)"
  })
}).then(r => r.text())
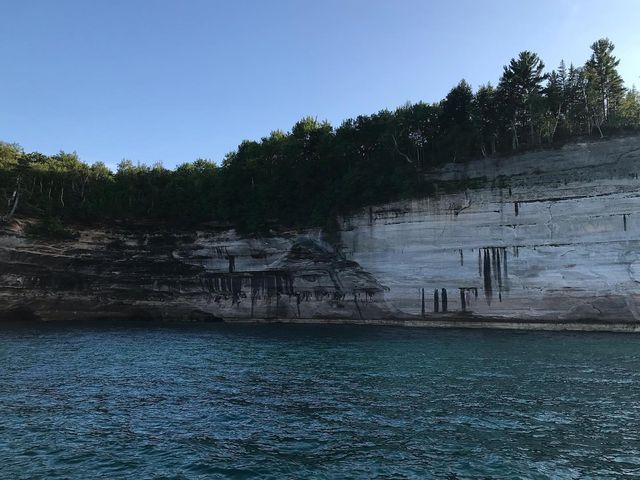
top-left (3, 135), bottom-right (640, 330)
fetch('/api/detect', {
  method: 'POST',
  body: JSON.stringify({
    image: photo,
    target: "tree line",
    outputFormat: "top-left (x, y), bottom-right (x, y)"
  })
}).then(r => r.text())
top-left (1, 38), bottom-right (639, 233)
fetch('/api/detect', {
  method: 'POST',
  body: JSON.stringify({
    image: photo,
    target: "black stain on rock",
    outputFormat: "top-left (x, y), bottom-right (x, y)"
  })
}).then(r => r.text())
top-left (441, 288), bottom-right (448, 313)
top-left (483, 249), bottom-right (492, 305)
top-left (481, 247), bottom-right (508, 306)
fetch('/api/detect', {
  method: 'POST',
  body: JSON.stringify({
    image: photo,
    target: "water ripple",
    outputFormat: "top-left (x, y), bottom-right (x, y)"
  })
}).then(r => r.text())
top-left (1, 324), bottom-right (640, 479)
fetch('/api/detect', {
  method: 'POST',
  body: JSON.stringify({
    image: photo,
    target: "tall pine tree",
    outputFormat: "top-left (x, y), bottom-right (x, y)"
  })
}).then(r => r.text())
top-left (584, 38), bottom-right (625, 131)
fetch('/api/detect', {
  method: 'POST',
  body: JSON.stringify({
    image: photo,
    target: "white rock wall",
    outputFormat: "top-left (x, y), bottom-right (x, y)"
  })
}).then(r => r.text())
top-left (339, 136), bottom-right (640, 321)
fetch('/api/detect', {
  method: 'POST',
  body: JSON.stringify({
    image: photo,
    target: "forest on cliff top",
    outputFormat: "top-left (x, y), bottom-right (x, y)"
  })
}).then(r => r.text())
top-left (1, 38), bottom-right (639, 233)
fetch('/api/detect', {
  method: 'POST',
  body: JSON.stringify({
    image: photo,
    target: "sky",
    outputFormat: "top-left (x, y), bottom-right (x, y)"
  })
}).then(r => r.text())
top-left (1, 0), bottom-right (639, 169)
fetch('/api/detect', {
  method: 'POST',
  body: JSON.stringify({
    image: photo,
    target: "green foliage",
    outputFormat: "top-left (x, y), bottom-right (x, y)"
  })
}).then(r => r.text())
top-left (0, 38), bottom-right (637, 233)
top-left (439, 80), bottom-right (475, 162)
top-left (472, 83), bottom-right (500, 155)
top-left (0, 142), bottom-right (22, 169)
top-left (498, 51), bottom-right (547, 149)
top-left (585, 38), bottom-right (625, 126)
top-left (618, 87), bottom-right (640, 128)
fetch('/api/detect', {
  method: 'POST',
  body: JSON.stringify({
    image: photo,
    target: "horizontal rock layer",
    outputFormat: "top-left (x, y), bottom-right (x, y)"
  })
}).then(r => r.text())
top-left (341, 135), bottom-right (640, 322)
top-left (0, 224), bottom-right (391, 322)
top-left (2, 135), bottom-right (640, 326)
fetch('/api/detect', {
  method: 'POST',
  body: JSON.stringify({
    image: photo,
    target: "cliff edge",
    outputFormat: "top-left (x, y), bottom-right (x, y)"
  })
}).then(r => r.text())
top-left (3, 135), bottom-right (640, 329)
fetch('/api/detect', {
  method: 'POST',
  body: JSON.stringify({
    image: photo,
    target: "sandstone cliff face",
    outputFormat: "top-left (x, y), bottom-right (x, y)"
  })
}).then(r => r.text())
top-left (341, 135), bottom-right (640, 323)
top-left (2, 135), bottom-right (640, 325)
top-left (0, 222), bottom-right (391, 322)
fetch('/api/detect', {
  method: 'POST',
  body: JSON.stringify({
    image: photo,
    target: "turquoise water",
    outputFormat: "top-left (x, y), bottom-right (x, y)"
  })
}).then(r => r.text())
top-left (1, 324), bottom-right (639, 479)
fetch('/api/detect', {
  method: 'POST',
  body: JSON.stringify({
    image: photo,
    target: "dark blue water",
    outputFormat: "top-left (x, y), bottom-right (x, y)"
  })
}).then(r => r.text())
top-left (1, 324), bottom-right (639, 479)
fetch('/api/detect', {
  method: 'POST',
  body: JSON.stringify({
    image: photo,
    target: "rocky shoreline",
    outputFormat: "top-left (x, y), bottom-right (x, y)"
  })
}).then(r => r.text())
top-left (3, 135), bottom-right (640, 331)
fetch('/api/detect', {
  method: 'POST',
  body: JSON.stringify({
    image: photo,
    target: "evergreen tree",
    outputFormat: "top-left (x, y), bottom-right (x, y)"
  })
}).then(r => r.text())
top-left (472, 84), bottom-right (500, 156)
top-left (564, 64), bottom-right (588, 136)
top-left (439, 80), bottom-right (475, 162)
top-left (619, 86), bottom-right (640, 128)
top-left (1, 37), bottom-right (638, 232)
top-left (584, 38), bottom-right (625, 131)
top-left (498, 51), bottom-right (547, 149)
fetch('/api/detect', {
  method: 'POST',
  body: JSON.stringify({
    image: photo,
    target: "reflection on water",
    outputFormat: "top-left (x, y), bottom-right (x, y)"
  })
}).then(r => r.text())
top-left (1, 323), bottom-right (639, 479)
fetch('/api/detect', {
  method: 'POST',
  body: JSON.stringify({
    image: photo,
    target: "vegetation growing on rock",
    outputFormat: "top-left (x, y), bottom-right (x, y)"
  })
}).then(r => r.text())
top-left (1, 38), bottom-right (639, 232)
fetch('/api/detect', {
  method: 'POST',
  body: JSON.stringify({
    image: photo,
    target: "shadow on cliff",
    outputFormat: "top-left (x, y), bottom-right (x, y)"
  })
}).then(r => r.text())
top-left (0, 306), bottom-right (41, 323)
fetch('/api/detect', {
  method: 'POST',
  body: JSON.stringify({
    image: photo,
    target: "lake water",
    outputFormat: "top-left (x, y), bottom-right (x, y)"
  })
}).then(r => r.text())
top-left (1, 324), bottom-right (639, 479)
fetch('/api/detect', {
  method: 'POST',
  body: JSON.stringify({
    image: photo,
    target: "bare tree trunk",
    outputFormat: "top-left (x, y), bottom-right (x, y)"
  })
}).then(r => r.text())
top-left (550, 103), bottom-right (562, 143)
top-left (80, 176), bottom-right (88, 205)
top-left (1, 178), bottom-right (20, 222)
top-left (582, 86), bottom-right (600, 137)
top-left (2, 192), bottom-right (19, 222)
top-left (391, 135), bottom-right (414, 164)
top-left (594, 116), bottom-right (604, 138)
top-left (529, 107), bottom-right (536, 146)
top-left (7, 191), bottom-right (19, 217)
top-left (530, 121), bottom-right (535, 145)
top-left (480, 143), bottom-right (488, 158)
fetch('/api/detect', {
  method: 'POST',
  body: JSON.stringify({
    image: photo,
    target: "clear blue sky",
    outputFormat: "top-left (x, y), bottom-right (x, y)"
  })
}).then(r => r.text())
top-left (1, 0), bottom-right (638, 169)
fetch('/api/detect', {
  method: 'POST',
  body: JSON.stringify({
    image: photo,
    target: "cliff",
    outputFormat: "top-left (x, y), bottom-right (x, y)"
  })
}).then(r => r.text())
top-left (0, 222), bottom-right (393, 323)
top-left (2, 135), bottom-right (640, 330)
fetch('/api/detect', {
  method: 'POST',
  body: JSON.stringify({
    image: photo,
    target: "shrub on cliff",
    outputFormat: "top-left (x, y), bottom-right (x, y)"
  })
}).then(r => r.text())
top-left (25, 217), bottom-right (79, 241)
